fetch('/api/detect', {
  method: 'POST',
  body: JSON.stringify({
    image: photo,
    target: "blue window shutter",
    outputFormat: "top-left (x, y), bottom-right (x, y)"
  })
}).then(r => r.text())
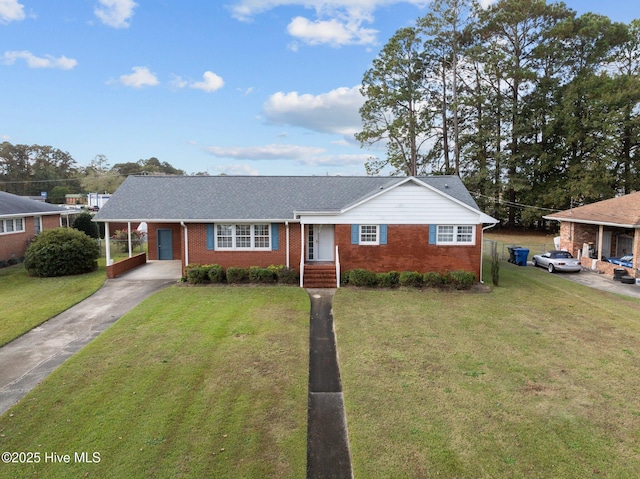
top-left (271, 223), bottom-right (279, 250)
top-left (206, 224), bottom-right (215, 250)
top-left (380, 224), bottom-right (388, 245)
top-left (351, 224), bottom-right (359, 244)
top-left (429, 225), bottom-right (437, 245)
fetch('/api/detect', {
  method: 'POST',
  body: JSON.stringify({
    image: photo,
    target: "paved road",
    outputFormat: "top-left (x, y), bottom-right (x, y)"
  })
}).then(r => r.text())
top-left (0, 261), bottom-right (181, 415)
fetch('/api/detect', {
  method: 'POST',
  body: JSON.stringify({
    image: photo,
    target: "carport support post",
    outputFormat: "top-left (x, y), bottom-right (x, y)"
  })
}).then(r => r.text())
top-left (105, 222), bottom-right (113, 266)
top-left (127, 221), bottom-right (133, 258)
top-left (597, 225), bottom-right (604, 262)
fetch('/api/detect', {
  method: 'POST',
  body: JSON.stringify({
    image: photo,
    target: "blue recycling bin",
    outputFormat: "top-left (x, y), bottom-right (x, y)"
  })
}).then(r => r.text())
top-left (514, 247), bottom-right (529, 266)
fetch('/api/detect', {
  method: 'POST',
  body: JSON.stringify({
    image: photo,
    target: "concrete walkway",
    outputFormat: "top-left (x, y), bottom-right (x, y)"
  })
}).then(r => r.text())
top-left (306, 289), bottom-right (354, 479)
top-left (0, 261), bottom-right (181, 415)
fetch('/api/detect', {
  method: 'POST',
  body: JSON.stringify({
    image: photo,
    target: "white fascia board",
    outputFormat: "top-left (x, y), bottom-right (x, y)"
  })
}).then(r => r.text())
top-left (543, 216), bottom-right (639, 229)
top-left (93, 218), bottom-right (300, 223)
top-left (1, 211), bottom-right (65, 219)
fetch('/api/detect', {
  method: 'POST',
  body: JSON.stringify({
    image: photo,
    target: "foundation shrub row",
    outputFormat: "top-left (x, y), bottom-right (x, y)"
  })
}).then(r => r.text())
top-left (184, 263), bottom-right (299, 285)
top-left (342, 268), bottom-right (477, 290)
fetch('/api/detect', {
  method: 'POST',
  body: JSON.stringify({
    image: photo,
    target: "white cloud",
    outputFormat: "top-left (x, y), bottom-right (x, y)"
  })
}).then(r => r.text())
top-left (206, 143), bottom-right (325, 160)
top-left (229, 1), bottom-right (430, 22)
top-left (211, 164), bottom-right (260, 176)
top-left (229, 1), bottom-right (429, 46)
top-left (263, 85), bottom-right (364, 136)
top-left (171, 71), bottom-right (225, 93)
top-left (297, 153), bottom-right (370, 167)
top-left (170, 75), bottom-right (188, 89)
top-left (287, 16), bottom-right (377, 46)
top-left (205, 143), bottom-right (367, 169)
top-left (95, 0), bottom-right (137, 28)
top-left (118, 66), bottom-right (159, 88)
top-left (3, 50), bottom-right (77, 69)
top-left (0, 0), bottom-right (24, 23)
top-left (190, 71), bottom-right (225, 92)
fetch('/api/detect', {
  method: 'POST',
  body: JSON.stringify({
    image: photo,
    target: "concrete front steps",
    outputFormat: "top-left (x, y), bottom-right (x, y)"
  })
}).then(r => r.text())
top-left (303, 263), bottom-right (338, 289)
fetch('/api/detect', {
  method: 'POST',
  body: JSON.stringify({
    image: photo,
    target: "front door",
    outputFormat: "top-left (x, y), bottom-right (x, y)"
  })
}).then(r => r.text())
top-left (307, 225), bottom-right (334, 261)
top-left (157, 229), bottom-right (173, 260)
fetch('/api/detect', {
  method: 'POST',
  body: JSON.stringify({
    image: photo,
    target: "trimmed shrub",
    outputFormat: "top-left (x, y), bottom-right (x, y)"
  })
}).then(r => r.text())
top-left (186, 264), bottom-right (209, 284)
top-left (226, 267), bottom-right (248, 284)
top-left (276, 267), bottom-right (299, 284)
top-left (72, 212), bottom-right (100, 239)
top-left (376, 271), bottom-right (399, 288)
top-left (449, 270), bottom-right (477, 290)
top-left (24, 227), bottom-right (99, 277)
top-left (248, 266), bottom-right (277, 283)
top-left (207, 264), bottom-right (224, 283)
top-left (347, 269), bottom-right (377, 287)
top-left (422, 271), bottom-right (443, 288)
top-left (399, 271), bottom-right (423, 287)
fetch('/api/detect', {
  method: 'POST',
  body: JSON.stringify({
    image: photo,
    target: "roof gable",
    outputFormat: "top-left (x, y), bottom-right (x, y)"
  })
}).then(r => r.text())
top-left (545, 192), bottom-right (640, 228)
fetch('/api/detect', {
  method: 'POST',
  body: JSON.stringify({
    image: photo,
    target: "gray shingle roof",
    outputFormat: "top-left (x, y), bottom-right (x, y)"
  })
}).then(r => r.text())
top-left (94, 175), bottom-right (482, 222)
top-left (0, 191), bottom-right (67, 217)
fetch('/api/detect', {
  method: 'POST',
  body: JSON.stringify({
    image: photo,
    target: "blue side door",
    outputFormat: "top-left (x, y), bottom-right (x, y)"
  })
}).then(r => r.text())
top-left (157, 229), bottom-right (173, 260)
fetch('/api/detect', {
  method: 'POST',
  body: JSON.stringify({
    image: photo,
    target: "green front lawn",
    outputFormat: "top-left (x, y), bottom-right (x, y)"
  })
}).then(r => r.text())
top-left (0, 264), bottom-right (106, 346)
top-left (0, 286), bottom-right (310, 479)
top-left (2, 259), bottom-right (640, 478)
top-left (335, 263), bottom-right (640, 478)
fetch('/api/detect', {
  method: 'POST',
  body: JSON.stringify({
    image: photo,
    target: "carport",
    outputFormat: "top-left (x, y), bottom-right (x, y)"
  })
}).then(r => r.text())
top-left (544, 192), bottom-right (640, 279)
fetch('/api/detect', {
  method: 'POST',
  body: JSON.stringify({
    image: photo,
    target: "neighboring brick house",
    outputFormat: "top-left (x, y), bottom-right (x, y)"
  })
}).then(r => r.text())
top-left (94, 175), bottom-right (498, 286)
top-left (544, 191), bottom-right (640, 278)
top-left (0, 191), bottom-right (72, 263)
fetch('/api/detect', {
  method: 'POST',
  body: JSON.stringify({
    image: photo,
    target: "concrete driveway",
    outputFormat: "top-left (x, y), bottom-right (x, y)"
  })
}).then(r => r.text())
top-left (545, 267), bottom-right (640, 299)
top-left (0, 261), bottom-right (182, 416)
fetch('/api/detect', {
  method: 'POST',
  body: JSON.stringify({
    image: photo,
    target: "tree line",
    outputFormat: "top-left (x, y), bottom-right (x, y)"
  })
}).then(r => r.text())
top-left (356, 0), bottom-right (640, 226)
top-left (0, 142), bottom-right (185, 203)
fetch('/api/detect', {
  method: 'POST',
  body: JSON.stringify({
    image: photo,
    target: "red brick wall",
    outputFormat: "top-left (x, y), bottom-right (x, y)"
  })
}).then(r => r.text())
top-left (559, 222), bottom-right (600, 258)
top-left (144, 222), bottom-right (482, 278)
top-left (0, 214), bottom-right (61, 262)
top-left (185, 223), bottom-right (303, 269)
top-left (336, 224), bottom-right (482, 278)
top-left (146, 223), bottom-right (183, 261)
top-left (106, 253), bottom-right (147, 279)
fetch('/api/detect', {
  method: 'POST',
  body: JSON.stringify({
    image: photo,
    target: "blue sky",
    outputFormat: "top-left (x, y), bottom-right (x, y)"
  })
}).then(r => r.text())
top-left (1, 1), bottom-right (638, 176)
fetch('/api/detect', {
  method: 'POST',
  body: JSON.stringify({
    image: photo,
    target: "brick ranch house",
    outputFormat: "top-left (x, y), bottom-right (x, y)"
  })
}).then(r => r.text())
top-left (544, 191), bottom-right (640, 278)
top-left (0, 190), bottom-right (76, 263)
top-left (93, 175), bottom-right (498, 286)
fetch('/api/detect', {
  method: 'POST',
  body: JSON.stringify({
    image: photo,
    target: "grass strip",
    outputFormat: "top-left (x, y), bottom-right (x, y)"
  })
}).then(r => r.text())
top-left (0, 286), bottom-right (309, 479)
top-left (0, 264), bottom-right (106, 347)
top-left (335, 262), bottom-right (640, 478)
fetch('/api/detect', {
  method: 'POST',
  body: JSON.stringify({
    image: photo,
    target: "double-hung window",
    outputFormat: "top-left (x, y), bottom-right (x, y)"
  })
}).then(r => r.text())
top-left (0, 218), bottom-right (25, 235)
top-left (436, 225), bottom-right (474, 244)
top-left (215, 224), bottom-right (271, 250)
top-left (359, 225), bottom-right (379, 245)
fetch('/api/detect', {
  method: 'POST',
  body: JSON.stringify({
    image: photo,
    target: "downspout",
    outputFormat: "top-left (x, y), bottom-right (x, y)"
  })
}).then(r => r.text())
top-left (300, 222), bottom-right (305, 287)
top-left (180, 222), bottom-right (189, 266)
top-left (285, 221), bottom-right (290, 268)
top-left (480, 223), bottom-right (497, 284)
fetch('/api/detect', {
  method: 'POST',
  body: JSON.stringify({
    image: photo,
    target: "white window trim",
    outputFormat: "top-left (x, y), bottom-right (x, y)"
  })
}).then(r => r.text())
top-left (359, 225), bottom-right (379, 245)
top-left (0, 217), bottom-right (26, 235)
top-left (215, 223), bottom-right (271, 251)
top-left (436, 225), bottom-right (475, 245)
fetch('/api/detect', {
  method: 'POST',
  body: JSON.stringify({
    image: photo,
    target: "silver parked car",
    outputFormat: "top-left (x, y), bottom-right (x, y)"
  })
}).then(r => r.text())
top-left (532, 250), bottom-right (582, 273)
